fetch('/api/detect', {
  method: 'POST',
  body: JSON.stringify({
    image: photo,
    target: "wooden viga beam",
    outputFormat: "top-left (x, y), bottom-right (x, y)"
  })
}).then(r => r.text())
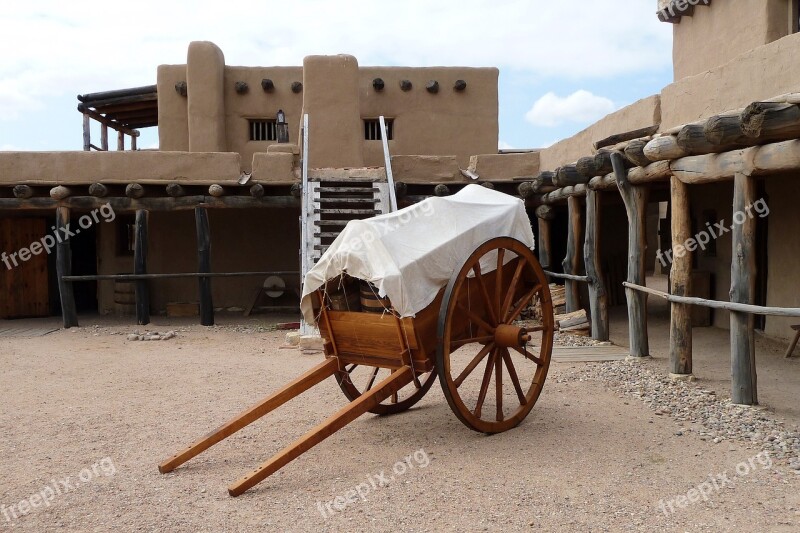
top-left (670, 139), bottom-right (800, 184)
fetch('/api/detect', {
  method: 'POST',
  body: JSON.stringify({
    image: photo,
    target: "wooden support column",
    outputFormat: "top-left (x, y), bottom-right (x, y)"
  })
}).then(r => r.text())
top-left (131, 136), bottom-right (137, 151)
top-left (195, 207), bottom-right (214, 326)
top-left (82, 113), bottom-right (91, 151)
top-left (562, 196), bottom-right (583, 312)
top-left (117, 131), bottom-right (125, 151)
top-left (134, 210), bottom-right (150, 325)
top-left (612, 152), bottom-right (649, 357)
top-left (584, 189), bottom-right (608, 341)
top-left (100, 124), bottom-right (109, 151)
top-left (730, 172), bottom-right (758, 405)
top-left (535, 205), bottom-right (555, 269)
top-left (670, 176), bottom-right (693, 375)
top-left (56, 207), bottom-right (79, 328)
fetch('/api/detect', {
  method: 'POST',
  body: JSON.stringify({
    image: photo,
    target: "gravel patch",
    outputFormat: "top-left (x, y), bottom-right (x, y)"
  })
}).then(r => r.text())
top-left (558, 359), bottom-right (800, 468)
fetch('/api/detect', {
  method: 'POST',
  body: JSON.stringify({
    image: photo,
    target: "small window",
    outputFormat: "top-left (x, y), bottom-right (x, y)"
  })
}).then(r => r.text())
top-left (116, 215), bottom-right (135, 256)
top-left (249, 119), bottom-right (277, 141)
top-left (364, 119), bottom-right (393, 141)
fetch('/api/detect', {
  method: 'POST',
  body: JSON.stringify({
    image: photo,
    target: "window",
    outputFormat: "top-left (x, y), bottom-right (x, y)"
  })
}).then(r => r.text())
top-left (116, 215), bottom-right (135, 256)
top-left (364, 119), bottom-right (393, 141)
top-left (249, 119), bottom-right (277, 141)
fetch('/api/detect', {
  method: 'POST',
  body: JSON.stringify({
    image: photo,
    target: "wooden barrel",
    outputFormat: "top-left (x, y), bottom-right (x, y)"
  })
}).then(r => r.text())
top-left (114, 279), bottom-right (136, 316)
top-left (325, 275), bottom-right (361, 312)
top-left (360, 281), bottom-right (391, 313)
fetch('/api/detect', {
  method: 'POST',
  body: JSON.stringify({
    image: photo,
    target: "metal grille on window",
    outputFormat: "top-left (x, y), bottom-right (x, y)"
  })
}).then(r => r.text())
top-left (364, 119), bottom-right (393, 141)
top-left (249, 120), bottom-right (277, 141)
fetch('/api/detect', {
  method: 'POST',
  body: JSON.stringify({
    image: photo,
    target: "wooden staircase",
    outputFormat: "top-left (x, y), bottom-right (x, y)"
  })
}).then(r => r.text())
top-left (299, 115), bottom-right (397, 333)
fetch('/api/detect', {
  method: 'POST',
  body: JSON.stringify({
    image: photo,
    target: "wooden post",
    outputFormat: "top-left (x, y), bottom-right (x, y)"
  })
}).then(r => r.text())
top-left (117, 131), bottom-right (125, 151)
top-left (730, 172), bottom-right (758, 405)
top-left (612, 152), bottom-right (649, 357)
top-left (195, 207), bottom-right (214, 326)
top-left (562, 196), bottom-right (583, 312)
top-left (82, 113), bottom-right (91, 151)
top-left (535, 205), bottom-right (555, 269)
top-left (131, 136), bottom-right (137, 151)
top-left (56, 207), bottom-right (79, 328)
top-left (670, 176), bottom-right (693, 375)
top-left (134, 210), bottom-right (150, 325)
top-left (584, 189), bottom-right (608, 341)
top-left (100, 124), bottom-right (108, 151)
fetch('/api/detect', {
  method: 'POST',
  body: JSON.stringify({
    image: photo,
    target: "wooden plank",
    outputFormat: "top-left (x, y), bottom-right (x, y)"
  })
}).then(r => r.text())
top-left (134, 210), bottom-right (150, 325)
top-left (584, 189), bottom-right (609, 341)
top-left (730, 172), bottom-right (757, 405)
top-left (594, 125), bottom-right (659, 150)
top-left (612, 153), bottom-right (649, 357)
top-left (535, 205), bottom-right (555, 269)
top-left (670, 176), bottom-right (692, 375)
top-left (562, 196), bottom-right (583, 312)
top-left (195, 207), bottom-right (214, 326)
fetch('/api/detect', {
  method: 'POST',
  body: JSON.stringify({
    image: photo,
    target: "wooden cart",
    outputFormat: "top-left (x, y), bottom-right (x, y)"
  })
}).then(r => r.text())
top-left (158, 236), bottom-right (553, 496)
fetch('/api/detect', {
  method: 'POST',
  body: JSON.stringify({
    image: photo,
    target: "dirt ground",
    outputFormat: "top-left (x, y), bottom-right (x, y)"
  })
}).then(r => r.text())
top-left (1, 313), bottom-right (800, 532)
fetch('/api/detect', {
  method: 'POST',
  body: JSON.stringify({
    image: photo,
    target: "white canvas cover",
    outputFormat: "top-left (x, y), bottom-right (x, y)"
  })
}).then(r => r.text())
top-left (300, 184), bottom-right (535, 323)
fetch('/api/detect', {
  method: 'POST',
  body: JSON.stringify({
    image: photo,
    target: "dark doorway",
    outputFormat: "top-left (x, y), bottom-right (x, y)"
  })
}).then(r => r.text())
top-left (70, 219), bottom-right (98, 313)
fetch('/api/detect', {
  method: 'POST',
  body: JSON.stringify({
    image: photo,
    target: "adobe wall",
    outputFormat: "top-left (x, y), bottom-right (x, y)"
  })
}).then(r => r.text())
top-left (538, 95), bottom-right (661, 169)
top-left (359, 66), bottom-right (499, 169)
top-left (157, 65), bottom-right (189, 151)
top-left (764, 174), bottom-right (800, 340)
top-left (187, 42), bottom-right (227, 152)
top-left (0, 151), bottom-right (241, 185)
top-left (302, 55), bottom-right (364, 168)
top-left (671, 0), bottom-right (789, 80)
top-left (661, 31), bottom-right (800, 129)
top-left (95, 208), bottom-right (301, 314)
top-left (224, 66), bottom-right (303, 172)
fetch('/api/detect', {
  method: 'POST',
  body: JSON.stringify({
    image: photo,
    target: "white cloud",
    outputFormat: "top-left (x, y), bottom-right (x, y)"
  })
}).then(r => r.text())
top-left (525, 90), bottom-right (616, 128)
top-left (0, 144), bottom-right (21, 151)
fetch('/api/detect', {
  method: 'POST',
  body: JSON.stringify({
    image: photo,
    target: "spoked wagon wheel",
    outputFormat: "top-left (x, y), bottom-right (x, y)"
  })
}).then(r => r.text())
top-left (336, 365), bottom-right (436, 416)
top-left (437, 237), bottom-right (553, 433)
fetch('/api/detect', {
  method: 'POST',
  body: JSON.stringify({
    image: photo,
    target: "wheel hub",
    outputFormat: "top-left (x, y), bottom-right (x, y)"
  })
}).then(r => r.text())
top-left (494, 324), bottom-right (530, 348)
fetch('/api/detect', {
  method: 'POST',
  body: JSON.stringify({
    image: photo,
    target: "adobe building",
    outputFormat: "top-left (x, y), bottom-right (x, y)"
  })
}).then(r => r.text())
top-left (0, 42), bottom-right (538, 322)
top-left (531, 0), bottom-right (800, 405)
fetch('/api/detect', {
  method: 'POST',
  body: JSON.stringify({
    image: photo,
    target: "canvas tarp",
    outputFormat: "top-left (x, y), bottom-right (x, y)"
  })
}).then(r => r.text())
top-left (300, 184), bottom-right (535, 324)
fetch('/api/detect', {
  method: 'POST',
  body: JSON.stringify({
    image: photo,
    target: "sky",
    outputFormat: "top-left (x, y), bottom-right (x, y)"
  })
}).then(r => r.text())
top-left (0, 0), bottom-right (673, 152)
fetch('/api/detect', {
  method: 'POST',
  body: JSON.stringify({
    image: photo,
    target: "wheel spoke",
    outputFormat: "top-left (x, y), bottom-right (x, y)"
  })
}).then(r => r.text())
top-left (345, 364), bottom-right (358, 374)
top-left (454, 342), bottom-right (495, 387)
top-left (391, 392), bottom-right (398, 404)
top-left (474, 349), bottom-right (497, 418)
top-left (511, 345), bottom-right (544, 366)
top-left (456, 303), bottom-right (495, 335)
top-left (506, 285), bottom-right (541, 324)
top-left (473, 263), bottom-right (498, 326)
top-left (450, 335), bottom-right (493, 349)
top-left (494, 248), bottom-right (505, 318)
top-left (500, 259), bottom-right (526, 323)
top-left (501, 348), bottom-right (528, 405)
top-left (495, 349), bottom-right (504, 422)
top-left (365, 367), bottom-right (380, 391)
